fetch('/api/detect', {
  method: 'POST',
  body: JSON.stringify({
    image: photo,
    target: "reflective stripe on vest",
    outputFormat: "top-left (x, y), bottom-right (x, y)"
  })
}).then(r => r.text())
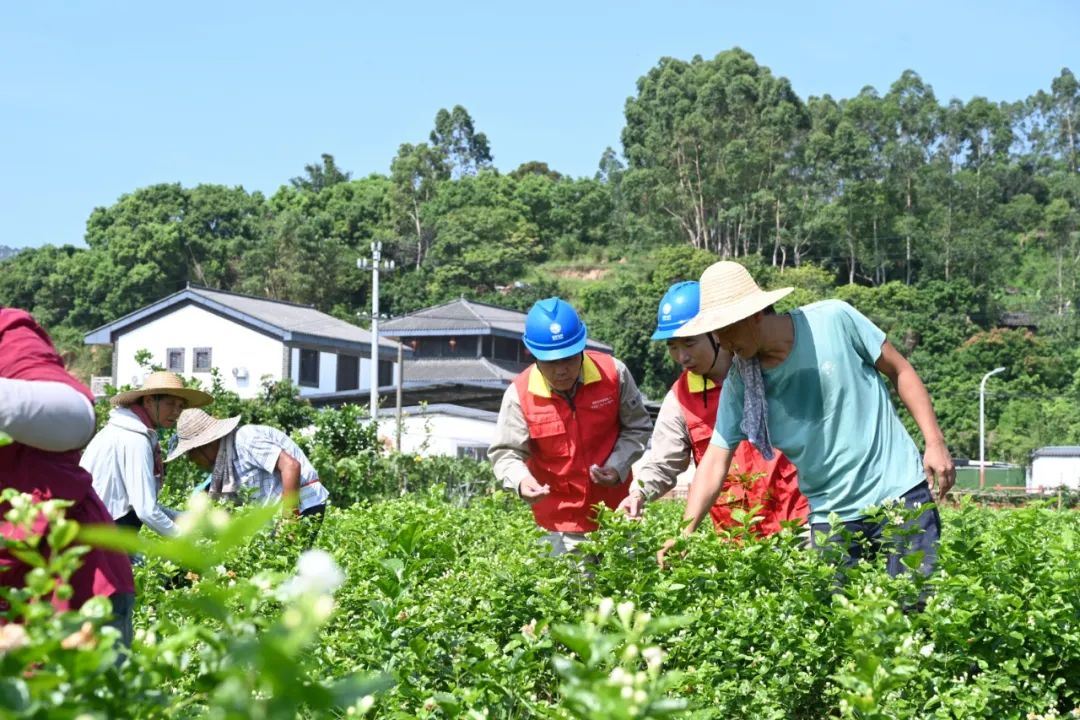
top-left (672, 370), bottom-right (719, 465)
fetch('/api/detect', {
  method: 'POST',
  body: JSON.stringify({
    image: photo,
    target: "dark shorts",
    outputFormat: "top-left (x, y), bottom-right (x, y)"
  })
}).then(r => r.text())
top-left (810, 481), bottom-right (941, 578)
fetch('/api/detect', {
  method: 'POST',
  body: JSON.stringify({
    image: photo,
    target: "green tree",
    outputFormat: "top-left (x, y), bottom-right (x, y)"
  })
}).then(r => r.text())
top-left (430, 105), bottom-right (493, 178)
top-left (390, 142), bottom-right (449, 268)
top-left (289, 153), bottom-right (352, 193)
top-left (621, 48), bottom-right (809, 258)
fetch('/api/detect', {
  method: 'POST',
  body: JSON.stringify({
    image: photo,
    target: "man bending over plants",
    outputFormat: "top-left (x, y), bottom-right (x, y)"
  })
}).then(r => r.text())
top-left (658, 262), bottom-right (954, 579)
top-left (621, 281), bottom-right (808, 536)
top-left (488, 297), bottom-right (652, 557)
top-left (166, 409), bottom-right (329, 528)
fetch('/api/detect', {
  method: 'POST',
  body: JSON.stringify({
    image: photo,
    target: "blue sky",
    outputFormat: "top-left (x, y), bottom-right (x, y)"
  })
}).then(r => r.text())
top-left (1, 0), bottom-right (1076, 249)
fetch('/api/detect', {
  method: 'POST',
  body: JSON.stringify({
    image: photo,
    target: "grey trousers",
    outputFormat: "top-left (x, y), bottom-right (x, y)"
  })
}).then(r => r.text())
top-left (109, 591), bottom-right (135, 648)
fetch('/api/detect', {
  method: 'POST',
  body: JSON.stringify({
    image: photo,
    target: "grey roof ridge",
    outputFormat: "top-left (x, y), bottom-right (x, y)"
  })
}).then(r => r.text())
top-left (84, 285), bottom-right (192, 338)
top-left (85, 284), bottom-right (404, 351)
top-left (188, 283), bottom-right (318, 311)
top-left (460, 297), bottom-right (493, 329)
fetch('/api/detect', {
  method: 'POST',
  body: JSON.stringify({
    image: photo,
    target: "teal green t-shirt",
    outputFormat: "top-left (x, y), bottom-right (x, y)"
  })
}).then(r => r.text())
top-left (712, 299), bottom-right (925, 524)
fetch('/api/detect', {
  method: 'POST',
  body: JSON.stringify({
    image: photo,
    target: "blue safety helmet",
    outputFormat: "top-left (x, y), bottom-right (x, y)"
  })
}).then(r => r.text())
top-left (523, 297), bottom-right (588, 361)
top-left (651, 281), bottom-right (700, 341)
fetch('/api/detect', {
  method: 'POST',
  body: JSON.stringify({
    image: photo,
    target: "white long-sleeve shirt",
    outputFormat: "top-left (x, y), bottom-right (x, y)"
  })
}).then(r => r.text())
top-left (0, 377), bottom-right (96, 452)
top-left (79, 407), bottom-right (179, 536)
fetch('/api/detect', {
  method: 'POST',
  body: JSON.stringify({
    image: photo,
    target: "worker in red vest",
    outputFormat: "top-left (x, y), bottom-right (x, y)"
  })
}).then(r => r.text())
top-left (488, 297), bottom-right (653, 556)
top-left (619, 281), bottom-right (807, 536)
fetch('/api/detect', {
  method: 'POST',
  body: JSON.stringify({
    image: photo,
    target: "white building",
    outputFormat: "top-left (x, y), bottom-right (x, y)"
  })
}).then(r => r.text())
top-left (375, 404), bottom-right (499, 460)
top-left (84, 285), bottom-right (409, 400)
top-left (1027, 446), bottom-right (1080, 492)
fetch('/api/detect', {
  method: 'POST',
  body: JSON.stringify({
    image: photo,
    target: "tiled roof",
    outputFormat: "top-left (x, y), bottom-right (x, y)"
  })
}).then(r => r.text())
top-left (381, 298), bottom-right (527, 336)
top-left (189, 287), bottom-right (400, 350)
top-left (84, 285), bottom-right (404, 356)
top-left (381, 297), bottom-right (612, 352)
top-left (401, 357), bottom-right (524, 386)
top-left (1031, 446), bottom-right (1080, 458)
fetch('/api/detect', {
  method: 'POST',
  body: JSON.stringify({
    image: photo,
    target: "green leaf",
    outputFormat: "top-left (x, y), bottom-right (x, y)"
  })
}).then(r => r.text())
top-left (0, 678), bottom-right (29, 711)
top-left (47, 519), bottom-right (80, 551)
top-left (901, 550), bottom-right (926, 571)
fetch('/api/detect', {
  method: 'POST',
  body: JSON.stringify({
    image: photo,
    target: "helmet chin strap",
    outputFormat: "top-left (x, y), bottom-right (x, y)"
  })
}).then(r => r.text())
top-left (706, 334), bottom-right (721, 374)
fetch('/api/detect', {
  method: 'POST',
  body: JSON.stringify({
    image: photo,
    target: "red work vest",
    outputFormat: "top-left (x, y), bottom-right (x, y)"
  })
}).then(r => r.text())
top-left (672, 370), bottom-right (808, 536)
top-left (0, 309), bottom-right (135, 609)
top-left (514, 351), bottom-right (629, 533)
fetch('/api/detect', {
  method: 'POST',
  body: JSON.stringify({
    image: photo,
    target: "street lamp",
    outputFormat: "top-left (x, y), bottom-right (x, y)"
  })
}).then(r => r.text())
top-left (358, 242), bottom-right (395, 419)
top-left (978, 366), bottom-right (1006, 489)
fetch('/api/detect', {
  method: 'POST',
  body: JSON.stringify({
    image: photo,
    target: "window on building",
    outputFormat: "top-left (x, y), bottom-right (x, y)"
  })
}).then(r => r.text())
top-left (456, 444), bottom-right (489, 461)
top-left (166, 348), bottom-right (185, 373)
top-left (299, 349), bottom-right (320, 387)
top-left (378, 359), bottom-right (394, 387)
top-left (492, 336), bottom-right (523, 362)
top-left (336, 354), bottom-right (359, 392)
top-left (445, 336), bottom-right (466, 356)
top-left (193, 347), bottom-right (212, 373)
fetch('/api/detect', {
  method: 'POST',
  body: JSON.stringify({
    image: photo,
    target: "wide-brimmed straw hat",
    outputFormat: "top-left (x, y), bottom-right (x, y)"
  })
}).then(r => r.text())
top-left (674, 261), bottom-right (794, 337)
top-left (165, 408), bottom-right (241, 463)
top-left (110, 370), bottom-right (212, 408)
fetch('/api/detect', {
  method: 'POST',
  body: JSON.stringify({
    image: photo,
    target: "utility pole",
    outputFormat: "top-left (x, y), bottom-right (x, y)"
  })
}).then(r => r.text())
top-left (357, 242), bottom-right (395, 420)
top-left (979, 366), bottom-right (1006, 490)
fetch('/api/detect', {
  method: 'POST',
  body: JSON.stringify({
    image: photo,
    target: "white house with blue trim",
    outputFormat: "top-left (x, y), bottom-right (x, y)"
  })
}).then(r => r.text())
top-left (84, 284), bottom-right (409, 400)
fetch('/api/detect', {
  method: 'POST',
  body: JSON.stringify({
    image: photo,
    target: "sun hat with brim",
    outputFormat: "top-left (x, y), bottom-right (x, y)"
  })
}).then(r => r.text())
top-left (673, 261), bottom-right (794, 337)
top-left (164, 408), bottom-right (241, 463)
top-left (110, 370), bottom-right (213, 408)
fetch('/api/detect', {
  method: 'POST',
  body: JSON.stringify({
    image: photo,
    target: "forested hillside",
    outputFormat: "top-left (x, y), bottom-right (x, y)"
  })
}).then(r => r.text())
top-left (2, 49), bottom-right (1078, 464)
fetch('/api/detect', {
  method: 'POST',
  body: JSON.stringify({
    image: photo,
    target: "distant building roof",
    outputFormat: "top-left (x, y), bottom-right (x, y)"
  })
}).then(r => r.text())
top-left (999, 311), bottom-right (1038, 330)
top-left (402, 357), bottom-right (524, 387)
top-left (1031, 446), bottom-right (1080, 458)
top-left (1028, 446), bottom-right (1080, 459)
top-left (84, 284), bottom-right (406, 359)
top-left (380, 297), bottom-right (612, 352)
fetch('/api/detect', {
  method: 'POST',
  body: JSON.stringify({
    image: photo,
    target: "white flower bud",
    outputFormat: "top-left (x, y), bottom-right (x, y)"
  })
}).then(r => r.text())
top-left (597, 597), bottom-right (614, 625)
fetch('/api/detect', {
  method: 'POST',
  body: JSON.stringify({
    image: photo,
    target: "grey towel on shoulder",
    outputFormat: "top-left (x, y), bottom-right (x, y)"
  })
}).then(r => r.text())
top-left (734, 355), bottom-right (775, 460)
top-left (209, 430), bottom-right (241, 502)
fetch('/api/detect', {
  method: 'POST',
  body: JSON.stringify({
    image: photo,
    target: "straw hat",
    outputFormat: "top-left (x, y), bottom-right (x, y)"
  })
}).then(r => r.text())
top-left (110, 370), bottom-right (212, 408)
top-left (674, 261), bottom-right (794, 337)
top-left (164, 408), bottom-right (241, 463)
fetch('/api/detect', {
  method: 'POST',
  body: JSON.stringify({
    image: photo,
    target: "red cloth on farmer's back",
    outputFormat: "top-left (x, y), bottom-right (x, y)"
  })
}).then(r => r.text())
top-left (0, 309), bottom-right (134, 609)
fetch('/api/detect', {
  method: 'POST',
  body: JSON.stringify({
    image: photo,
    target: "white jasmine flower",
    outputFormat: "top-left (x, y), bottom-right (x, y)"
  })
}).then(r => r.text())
top-left (281, 549), bottom-right (346, 599)
top-left (597, 597), bottom-right (614, 624)
top-left (642, 646), bottom-right (665, 670)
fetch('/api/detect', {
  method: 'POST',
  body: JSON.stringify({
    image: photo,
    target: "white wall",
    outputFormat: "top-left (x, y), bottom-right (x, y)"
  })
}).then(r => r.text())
top-left (1027, 456), bottom-right (1080, 491)
top-left (376, 412), bottom-right (497, 457)
top-left (115, 305), bottom-right (283, 399)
